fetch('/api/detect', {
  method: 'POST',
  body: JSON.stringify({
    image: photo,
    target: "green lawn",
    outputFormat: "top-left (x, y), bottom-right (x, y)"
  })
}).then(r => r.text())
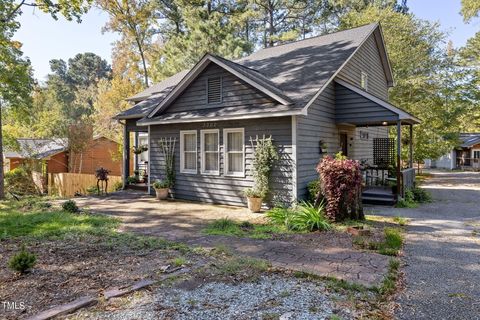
top-left (0, 197), bottom-right (189, 251)
top-left (203, 218), bottom-right (293, 239)
top-left (0, 198), bottom-right (118, 240)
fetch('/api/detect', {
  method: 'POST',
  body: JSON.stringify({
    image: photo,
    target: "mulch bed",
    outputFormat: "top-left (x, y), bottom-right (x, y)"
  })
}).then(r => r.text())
top-left (0, 237), bottom-right (203, 320)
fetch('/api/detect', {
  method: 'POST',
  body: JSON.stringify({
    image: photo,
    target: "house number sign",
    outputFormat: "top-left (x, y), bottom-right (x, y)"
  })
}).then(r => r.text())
top-left (202, 122), bottom-right (217, 128)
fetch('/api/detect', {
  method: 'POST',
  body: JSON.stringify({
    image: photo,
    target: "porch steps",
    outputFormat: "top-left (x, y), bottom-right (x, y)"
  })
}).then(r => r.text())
top-left (362, 188), bottom-right (396, 206)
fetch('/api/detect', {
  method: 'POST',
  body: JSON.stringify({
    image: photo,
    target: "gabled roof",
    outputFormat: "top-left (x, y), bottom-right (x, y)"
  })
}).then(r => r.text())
top-left (459, 133), bottom-right (480, 148)
top-left (335, 79), bottom-right (420, 125)
top-left (145, 54), bottom-right (294, 119)
top-left (4, 138), bottom-right (67, 159)
top-left (116, 23), bottom-right (393, 121)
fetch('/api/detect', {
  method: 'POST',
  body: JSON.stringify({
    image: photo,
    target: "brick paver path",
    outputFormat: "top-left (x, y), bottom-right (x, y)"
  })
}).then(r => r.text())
top-left (75, 191), bottom-right (388, 286)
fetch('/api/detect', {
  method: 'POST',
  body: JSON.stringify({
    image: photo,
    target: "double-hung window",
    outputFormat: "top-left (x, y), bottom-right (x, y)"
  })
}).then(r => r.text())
top-left (201, 129), bottom-right (220, 175)
top-left (180, 130), bottom-right (197, 173)
top-left (224, 128), bottom-right (245, 177)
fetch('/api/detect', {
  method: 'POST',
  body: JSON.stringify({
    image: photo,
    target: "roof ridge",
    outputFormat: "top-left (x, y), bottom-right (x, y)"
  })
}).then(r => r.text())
top-left (238, 22), bottom-right (378, 53)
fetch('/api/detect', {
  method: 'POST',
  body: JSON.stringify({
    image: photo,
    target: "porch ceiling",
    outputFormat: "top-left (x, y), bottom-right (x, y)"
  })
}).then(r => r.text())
top-left (334, 79), bottom-right (420, 126)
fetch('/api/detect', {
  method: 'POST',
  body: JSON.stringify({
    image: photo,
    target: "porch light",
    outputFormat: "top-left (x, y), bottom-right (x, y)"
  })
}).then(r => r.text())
top-left (382, 121), bottom-right (388, 126)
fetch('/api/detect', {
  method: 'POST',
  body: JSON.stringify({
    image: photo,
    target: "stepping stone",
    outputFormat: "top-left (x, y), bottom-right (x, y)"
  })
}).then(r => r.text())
top-left (26, 296), bottom-right (97, 320)
top-left (104, 279), bottom-right (155, 300)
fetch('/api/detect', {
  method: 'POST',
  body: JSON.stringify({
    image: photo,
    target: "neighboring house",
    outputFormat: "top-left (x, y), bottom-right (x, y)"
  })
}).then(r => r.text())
top-left (425, 133), bottom-right (480, 170)
top-left (115, 23), bottom-right (420, 206)
top-left (4, 136), bottom-right (122, 175)
top-left (4, 139), bottom-right (68, 174)
top-left (70, 136), bottom-right (122, 176)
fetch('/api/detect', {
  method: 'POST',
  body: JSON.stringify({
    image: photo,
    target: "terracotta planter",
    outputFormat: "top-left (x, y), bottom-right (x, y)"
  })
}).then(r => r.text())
top-left (154, 188), bottom-right (169, 200)
top-left (247, 197), bottom-right (263, 213)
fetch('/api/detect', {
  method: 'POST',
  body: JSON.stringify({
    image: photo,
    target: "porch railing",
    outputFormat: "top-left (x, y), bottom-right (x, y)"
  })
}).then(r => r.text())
top-left (456, 157), bottom-right (480, 169)
top-left (401, 168), bottom-right (416, 197)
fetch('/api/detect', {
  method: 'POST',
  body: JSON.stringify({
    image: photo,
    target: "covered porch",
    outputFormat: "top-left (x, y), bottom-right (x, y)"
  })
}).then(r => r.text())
top-left (334, 80), bottom-right (420, 205)
top-left (121, 119), bottom-right (150, 192)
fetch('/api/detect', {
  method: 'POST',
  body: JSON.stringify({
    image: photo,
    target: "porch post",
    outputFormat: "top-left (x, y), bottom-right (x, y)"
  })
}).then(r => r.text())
top-left (396, 121), bottom-right (402, 197)
top-left (409, 124), bottom-right (413, 169)
top-left (123, 123), bottom-right (130, 189)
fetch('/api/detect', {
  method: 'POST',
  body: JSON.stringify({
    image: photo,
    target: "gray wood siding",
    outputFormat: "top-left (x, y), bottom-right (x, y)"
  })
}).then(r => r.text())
top-left (149, 117), bottom-right (292, 206)
top-left (296, 82), bottom-right (339, 200)
top-left (335, 83), bottom-right (398, 125)
top-left (164, 63), bottom-right (277, 114)
top-left (337, 34), bottom-right (389, 100)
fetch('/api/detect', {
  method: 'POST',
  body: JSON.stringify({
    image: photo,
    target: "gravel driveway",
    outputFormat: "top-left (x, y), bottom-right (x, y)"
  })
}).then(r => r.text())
top-left (366, 171), bottom-right (480, 320)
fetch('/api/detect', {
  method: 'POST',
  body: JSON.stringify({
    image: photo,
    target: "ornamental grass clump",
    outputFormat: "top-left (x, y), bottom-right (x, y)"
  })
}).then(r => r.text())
top-left (316, 155), bottom-right (363, 221)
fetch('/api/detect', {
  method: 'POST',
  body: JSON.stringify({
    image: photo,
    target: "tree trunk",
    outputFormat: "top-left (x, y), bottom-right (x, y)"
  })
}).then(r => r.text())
top-left (135, 37), bottom-right (149, 88)
top-left (268, 2), bottom-right (274, 47)
top-left (0, 102), bottom-right (5, 199)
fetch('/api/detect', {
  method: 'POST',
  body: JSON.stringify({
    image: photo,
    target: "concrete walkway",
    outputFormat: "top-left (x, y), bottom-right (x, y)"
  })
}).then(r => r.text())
top-left (75, 191), bottom-right (388, 286)
top-left (367, 171), bottom-right (480, 319)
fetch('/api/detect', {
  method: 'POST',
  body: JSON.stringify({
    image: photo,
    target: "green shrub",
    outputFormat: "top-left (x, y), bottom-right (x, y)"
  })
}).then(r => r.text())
top-left (86, 185), bottom-right (99, 195)
top-left (152, 179), bottom-right (169, 189)
top-left (378, 228), bottom-right (403, 256)
top-left (112, 181), bottom-right (123, 191)
top-left (8, 246), bottom-right (37, 274)
top-left (307, 180), bottom-right (321, 203)
top-left (266, 207), bottom-right (296, 230)
top-left (209, 218), bottom-right (237, 232)
top-left (243, 187), bottom-right (264, 198)
top-left (62, 200), bottom-right (79, 213)
top-left (291, 201), bottom-right (331, 231)
top-left (4, 167), bottom-right (37, 195)
top-left (412, 186), bottom-right (431, 203)
top-left (126, 175), bottom-right (139, 184)
top-left (396, 190), bottom-right (417, 208)
top-left (266, 203), bottom-right (331, 232)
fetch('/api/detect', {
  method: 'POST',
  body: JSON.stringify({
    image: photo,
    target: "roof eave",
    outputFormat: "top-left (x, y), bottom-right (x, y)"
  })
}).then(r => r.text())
top-left (137, 109), bottom-right (304, 126)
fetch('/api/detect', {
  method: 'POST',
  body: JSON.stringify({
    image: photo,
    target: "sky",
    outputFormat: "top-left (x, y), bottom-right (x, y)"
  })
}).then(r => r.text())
top-left (14, 0), bottom-right (479, 81)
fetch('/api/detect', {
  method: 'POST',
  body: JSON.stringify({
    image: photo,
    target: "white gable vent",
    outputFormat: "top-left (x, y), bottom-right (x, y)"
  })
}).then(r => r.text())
top-left (207, 77), bottom-right (222, 104)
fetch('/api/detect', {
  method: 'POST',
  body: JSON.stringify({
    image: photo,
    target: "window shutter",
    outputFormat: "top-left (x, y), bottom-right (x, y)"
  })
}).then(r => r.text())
top-left (207, 77), bottom-right (222, 104)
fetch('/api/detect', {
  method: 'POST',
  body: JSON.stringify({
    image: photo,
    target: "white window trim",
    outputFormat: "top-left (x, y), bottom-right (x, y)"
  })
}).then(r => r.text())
top-left (200, 129), bottom-right (220, 175)
top-left (361, 71), bottom-right (368, 91)
top-left (180, 130), bottom-right (197, 174)
top-left (472, 149), bottom-right (480, 159)
top-left (223, 128), bottom-right (245, 177)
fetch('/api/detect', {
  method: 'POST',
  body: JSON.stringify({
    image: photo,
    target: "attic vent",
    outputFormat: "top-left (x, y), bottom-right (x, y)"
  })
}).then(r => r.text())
top-left (207, 77), bottom-right (222, 104)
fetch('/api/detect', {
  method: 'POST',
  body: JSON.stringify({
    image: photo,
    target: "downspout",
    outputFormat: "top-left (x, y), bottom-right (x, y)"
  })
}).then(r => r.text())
top-left (291, 115), bottom-right (297, 203)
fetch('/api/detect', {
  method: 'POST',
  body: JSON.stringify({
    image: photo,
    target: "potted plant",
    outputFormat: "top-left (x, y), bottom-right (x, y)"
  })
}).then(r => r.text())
top-left (152, 179), bottom-right (170, 200)
top-left (243, 188), bottom-right (264, 213)
top-left (132, 145), bottom-right (148, 155)
top-left (244, 136), bottom-right (279, 213)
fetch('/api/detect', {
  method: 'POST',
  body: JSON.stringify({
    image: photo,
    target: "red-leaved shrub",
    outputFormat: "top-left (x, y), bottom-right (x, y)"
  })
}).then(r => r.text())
top-left (316, 156), bottom-right (363, 221)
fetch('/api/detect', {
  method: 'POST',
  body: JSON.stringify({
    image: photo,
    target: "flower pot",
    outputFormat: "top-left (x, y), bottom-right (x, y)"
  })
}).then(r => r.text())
top-left (154, 188), bottom-right (169, 200)
top-left (247, 197), bottom-right (262, 213)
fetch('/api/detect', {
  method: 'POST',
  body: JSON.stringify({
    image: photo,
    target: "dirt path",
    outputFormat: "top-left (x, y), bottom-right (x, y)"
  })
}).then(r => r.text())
top-left (75, 192), bottom-right (388, 286)
top-left (366, 171), bottom-right (480, 319)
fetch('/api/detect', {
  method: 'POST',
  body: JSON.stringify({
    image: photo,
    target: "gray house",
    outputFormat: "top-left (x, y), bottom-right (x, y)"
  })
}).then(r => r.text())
top-left (115, 23), bottom-right (420, 206)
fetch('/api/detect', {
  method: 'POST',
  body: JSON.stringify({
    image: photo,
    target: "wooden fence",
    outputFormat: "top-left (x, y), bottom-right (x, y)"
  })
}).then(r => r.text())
top-left (48, 173), bottom-right (122, 197)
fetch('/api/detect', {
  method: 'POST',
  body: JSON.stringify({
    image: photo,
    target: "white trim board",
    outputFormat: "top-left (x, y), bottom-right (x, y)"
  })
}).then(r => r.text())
top-left (179, 130), bottom-right (198, 174)
top-left (291, 115), bottom-right (298, 203)
top-left (200, 129), bottom-right (220, 176)
top-left (137, 110), bottom-right (305, 126)
top-left (223, 128), bottom-right (245, 178)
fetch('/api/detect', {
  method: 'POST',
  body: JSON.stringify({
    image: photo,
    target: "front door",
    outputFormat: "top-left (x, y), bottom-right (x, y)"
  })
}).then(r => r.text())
top-left (340, 133), bottom-right (348, 157)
